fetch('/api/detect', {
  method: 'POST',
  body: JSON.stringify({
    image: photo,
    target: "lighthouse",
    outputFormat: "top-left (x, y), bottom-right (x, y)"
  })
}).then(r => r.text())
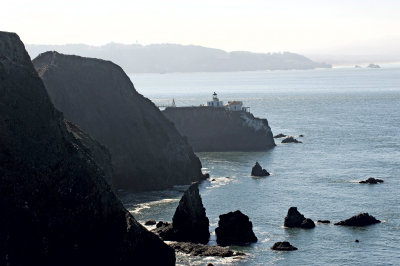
top-left (207, 92), bottom-right (224, 107)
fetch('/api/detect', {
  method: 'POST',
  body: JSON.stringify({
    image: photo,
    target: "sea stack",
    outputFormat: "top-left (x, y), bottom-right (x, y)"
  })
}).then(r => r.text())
top-left (33, 51), bottom-right (205, 191)
top-left (0, 31), bottom-right (175, 265)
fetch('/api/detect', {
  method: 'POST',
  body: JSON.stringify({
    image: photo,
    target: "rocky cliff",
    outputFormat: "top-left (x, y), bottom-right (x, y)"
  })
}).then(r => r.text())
top-left (163, 107), bottom-right (275, 151)
top-left (33, 51), bottom-right (205, 191)
top-left (0, 31), bottom-right (175, 265)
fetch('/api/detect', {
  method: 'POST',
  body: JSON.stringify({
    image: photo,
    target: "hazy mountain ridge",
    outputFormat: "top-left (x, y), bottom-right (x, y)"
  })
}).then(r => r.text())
top-left (27, 43), bottom-right (331, 73)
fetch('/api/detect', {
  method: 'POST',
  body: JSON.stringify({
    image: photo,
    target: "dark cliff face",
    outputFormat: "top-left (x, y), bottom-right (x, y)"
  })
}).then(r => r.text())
top-left (163, 107), bottom-right (275, 152)
top-left (0, 31), bottom-right (175, 266)
top-left (33, 51), bottom-right (204, 192)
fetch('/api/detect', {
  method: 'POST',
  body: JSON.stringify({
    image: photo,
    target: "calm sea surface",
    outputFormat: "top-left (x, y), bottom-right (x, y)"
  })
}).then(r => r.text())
top-left (122, 67), bottom-right (400, 265)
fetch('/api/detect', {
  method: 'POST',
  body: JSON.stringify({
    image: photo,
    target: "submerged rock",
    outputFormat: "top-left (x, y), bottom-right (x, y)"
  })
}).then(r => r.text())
top-left (0, 31), bottom-right (174, 266)
top-left (251, 162), bottom-right (270, 176)
top-left (271, 241), bottom-right (298, 251)
top-left (274, 133), bottom-right (287, 138)
top-left (281, 136), bottom-right (302, 143)
top-left (359, 177), bottom-right (384, 184)
top-left (284, 207), bottom-right (315, 229)
top-left (169, 242), bottom-right (245, 257)
top-left (33, 51), bottom-right (206, 192)
top-left (215, 210), bottom-right (258, 246)
top-left (153, 183), bottom-right (210, 244)
top-left (334, 213), bottom-right (381, 226)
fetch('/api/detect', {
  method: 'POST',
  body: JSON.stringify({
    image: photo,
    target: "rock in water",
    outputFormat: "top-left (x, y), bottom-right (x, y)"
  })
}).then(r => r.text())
top-left (359, 177), bottom-right (384, 184)
top-left (334, 213), bottom-right (381, 226)
top-left (281, 136), bottom-right (302, 143)
top-left (33, 51), bottom-right (205, 192)
top-left (251, 161), bottom-right (270, 176)
top-left (284, 207), bottom-right (315, 229)
top-left (215, 210), bottom-right (258, 246)
top-left (0, 31), bottom-right (175, 266)
top-left (168, 242), bottom-right (245, 257)
top-left (274, 133), bottom-right (287, 138)
top-left (317, 220), bottom-right (331, 224)
top-left (271, 241), bottom-right (298, 251)
top-left (153, 183), bottom-right (210, 244)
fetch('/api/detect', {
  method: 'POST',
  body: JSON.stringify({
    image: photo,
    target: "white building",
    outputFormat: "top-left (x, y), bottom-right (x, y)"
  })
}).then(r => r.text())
top-left (207, 92), bottom-right (224, 107)
top-left (226, 101), bottom-right (243, 111)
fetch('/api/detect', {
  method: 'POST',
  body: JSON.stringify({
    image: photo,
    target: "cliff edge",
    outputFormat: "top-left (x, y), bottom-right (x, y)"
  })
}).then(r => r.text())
top-left (0, 31), bottom-right (175, 265)
top-left (33, 51), bottom-right (205, 192)
top-left (163, 107), bottom-right (275, 151)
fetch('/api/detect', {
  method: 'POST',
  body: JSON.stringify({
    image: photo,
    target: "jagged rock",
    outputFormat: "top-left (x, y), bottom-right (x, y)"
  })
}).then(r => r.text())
top-left (274, 133), bottom-right (287, 138)
top-left (271, 241), bottom-right (298, 251)
top-left (0, 31), bottom-right (174, 266)
top-left (215, 210), bottom-right (257, 246)
top-left (33, 51), bottom-right (206, 192)
top-left (281, 136), bottom-right (302, 143)
top-left (284, 207), bottom-right (315, 229)
top-left (334, 213), bottom-right (381, 226)
top-left (145, 220), bottom-right (157, 226)
top-left (317, 220), bottom-right (331, 224)
top-left (153, 183), bottom-right (210, 244)
top-left (359, 177), bottom-right (384, 184)
top-left (169, 242), bottom-right (245, 257)
top-left (251, 162), bottom-right (270, 176)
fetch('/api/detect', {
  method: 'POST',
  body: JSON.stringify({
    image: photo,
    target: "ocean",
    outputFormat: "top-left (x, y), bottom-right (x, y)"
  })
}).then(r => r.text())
top-left (122, 67), bottom-right (400, 265)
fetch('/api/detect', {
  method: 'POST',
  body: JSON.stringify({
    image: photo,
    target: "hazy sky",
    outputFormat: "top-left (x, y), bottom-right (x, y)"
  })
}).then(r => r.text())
top-left (2, 0), bottom-right (400, 54)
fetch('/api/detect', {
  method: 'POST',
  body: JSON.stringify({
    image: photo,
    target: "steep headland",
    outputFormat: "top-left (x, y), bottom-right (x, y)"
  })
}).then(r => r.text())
top-left (163, 107), bottom-right (275, 152)
top-left (27, 43), bottom-right (331, 73)
top-left (33, 51), bottom-right (205, 191)
top-left (0, 31), bottom-right (175, 265)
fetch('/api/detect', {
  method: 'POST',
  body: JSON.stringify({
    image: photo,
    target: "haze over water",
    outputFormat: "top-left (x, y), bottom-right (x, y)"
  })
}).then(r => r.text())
top-left (122, 67), bottom-right (400, 265)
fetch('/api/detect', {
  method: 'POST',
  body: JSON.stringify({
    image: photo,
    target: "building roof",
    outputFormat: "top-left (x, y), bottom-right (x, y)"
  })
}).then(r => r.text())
top-left (227, 101), bottom-right (243, 105)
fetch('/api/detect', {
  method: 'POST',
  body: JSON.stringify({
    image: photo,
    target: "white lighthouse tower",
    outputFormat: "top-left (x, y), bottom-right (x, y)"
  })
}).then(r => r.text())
top-left (207, 92), bottom-right (224, 107)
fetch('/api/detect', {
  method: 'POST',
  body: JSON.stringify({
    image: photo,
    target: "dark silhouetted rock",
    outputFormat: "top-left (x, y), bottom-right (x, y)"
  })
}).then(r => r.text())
top-left (215, 210), bottom-right (257, 246)
top-left (169, 242), bottom-right (245, 257)
top-left (0, 31), bottom-right (175, 266)
top-left (212, 179), bottom-right (216, 181)
top-left (299, 134), bottom-right (304, 137)
top-left (355, 239), bottom-right (359, 243)
top-left (271, 241), bottom-right (298, 251)
top-left (281, 136), bottom-right (302, 143)
top-left (33, 51), bottom-right (206, 192)
top-left (274, 133), bottom-right (287, 138)
top-left (359, 177), bottom-right (384, 184)
top-left (301, 218), bottom-right (316, 229)
top-left (153, 183), bottom-right (210, 244)
top-left (251, 161), bottom-right (270, 176)
top-left (334, 213), bottom-right (381, 226)
top-left (317, 220), bottom-right (331, 224)
top-left (163, 106), bottom-right (275, 152)
top-left (145, 220), bottom-right (157, 226)
top-left (284, 207), bottom-right (315, 229)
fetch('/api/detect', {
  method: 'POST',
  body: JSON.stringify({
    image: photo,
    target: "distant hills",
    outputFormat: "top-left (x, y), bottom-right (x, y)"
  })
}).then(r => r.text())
top-left (27, 43), bottom-right (331, 73)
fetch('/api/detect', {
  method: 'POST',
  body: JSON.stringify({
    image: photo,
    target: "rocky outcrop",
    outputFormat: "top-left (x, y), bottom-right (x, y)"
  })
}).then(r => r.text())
top-left (359, 177), bottom-right (384, 184)
top-left (251, 162), bottom-right (270, 176)
top-left (215, 210), bottom-right (257, 246)
top-left (334, 213), bottom-right (380, 226)
top-left (274, 133), bottom-right (287, 138)
top-left (163, 107), bottom-right (275, 152)
top-left (153, 183), bottom-right (210, 244)
top-left (33, 51), bottom-right (205, 192)
top-left (284, 207), bottom-right (315, 229)
top-left (317, 220), bottom-right (331, 224)
top-left (145, 220), bottom-right (157, 226)
top-left (169, 242), bottom-right (245, 257)
top-left (0, 31), bottom-right (175, 266)
top-left (65, 120), bottom-right (114, 187)
top-left (271, 241), bottom-right (298, 251)
top-left (281, 136), bottom-right (302, 143)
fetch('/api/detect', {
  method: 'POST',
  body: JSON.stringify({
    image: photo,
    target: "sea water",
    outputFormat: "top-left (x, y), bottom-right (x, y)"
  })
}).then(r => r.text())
top-left (122, 67), bottom-right (400, 265)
